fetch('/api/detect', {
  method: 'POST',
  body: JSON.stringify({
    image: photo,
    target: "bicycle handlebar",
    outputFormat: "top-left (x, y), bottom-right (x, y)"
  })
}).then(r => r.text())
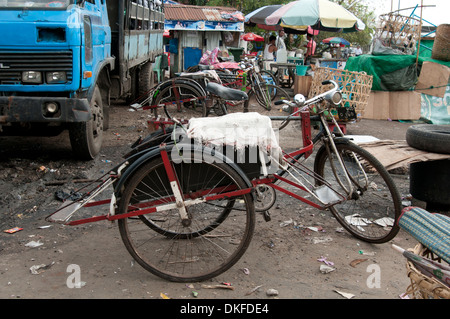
top-left (278, 80), bottom-right (341, 117)
top-left (321, 80), bottom-right (339, 90)
top-left (301, 80), bottom-right (340, 107)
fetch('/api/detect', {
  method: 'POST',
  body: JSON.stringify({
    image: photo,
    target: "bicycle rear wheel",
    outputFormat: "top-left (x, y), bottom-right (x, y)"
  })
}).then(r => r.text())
top-left (260, 70), bottom-right (278, 86)
top-left (117, 152), bottom-right (255, 282)
top-left (314, 140), bottom-right (401, 243)
top-left (153, 81), bottom-right (206, 119)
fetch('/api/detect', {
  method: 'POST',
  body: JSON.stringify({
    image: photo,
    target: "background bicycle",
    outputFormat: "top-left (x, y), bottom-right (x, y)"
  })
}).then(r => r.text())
top-left (129, 61), bottom-right (291, 121)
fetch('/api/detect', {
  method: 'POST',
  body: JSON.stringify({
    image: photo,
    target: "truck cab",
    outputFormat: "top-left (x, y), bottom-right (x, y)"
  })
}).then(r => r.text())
top-left (0, 0), bottom-right (164, 159)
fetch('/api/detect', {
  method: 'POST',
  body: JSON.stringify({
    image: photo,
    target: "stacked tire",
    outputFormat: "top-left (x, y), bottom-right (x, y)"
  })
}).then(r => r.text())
top-left (406, 124), bottom-right (450, 211)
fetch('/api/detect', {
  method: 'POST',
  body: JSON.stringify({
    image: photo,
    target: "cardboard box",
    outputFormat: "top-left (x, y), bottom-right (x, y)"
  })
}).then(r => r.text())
top-left (364, 91), bottom-right (421, 120)
top-left (415, 61), bottom-right (450, 98)
top-left (365, 91), bottom-right (390, 120)
top-left (294, 75), bottom-right (312, 96)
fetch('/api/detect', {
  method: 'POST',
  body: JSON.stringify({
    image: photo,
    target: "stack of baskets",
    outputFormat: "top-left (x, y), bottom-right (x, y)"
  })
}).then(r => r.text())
top-left (405, 243), bottom-right (450, 299)
top-left (308, 67), bottom-right (373, 121)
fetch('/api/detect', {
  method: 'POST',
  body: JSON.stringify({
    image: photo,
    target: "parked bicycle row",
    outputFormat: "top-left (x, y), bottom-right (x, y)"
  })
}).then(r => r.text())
top-left (128, 56), bottom-right (292, 123)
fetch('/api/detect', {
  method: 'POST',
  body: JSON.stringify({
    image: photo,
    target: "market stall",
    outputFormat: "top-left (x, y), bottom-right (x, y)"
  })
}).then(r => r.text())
top-left (164, 3), bottom-right (244, 74)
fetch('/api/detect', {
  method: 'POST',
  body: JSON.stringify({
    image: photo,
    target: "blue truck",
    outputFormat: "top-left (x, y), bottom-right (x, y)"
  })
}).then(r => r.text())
top-left (0, 0), bottom-right (164, 159)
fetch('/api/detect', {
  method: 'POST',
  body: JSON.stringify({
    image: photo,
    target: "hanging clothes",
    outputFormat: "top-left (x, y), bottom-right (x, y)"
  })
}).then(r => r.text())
top-left (276, 35), bottom-right (287, 63)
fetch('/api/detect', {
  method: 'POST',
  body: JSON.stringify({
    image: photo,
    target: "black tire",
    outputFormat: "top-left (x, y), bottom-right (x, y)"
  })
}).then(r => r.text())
top-left (69, 85), bottom-right (104, 160)
top-left (406, 124), bottom-right (450, 154)
top-left (117, 151), bottom-right (255, 282)
top-left (248, 84), bottom-right (291, 112)
top-left (260, 70), bottom-right (278, 86)
top-left (314, 140), bottom-right (401, 243)
top-left (153, 81), bottom-right (206, 119)
top-left (216, 70), bottom-right (242, 89)
top-left (138, 61), bottom-right (156, 99)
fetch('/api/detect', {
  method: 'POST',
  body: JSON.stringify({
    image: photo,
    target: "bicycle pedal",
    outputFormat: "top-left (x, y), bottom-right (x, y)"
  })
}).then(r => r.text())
top-left (263, 211), bottom-right (271, 222)
top-left (313, 185), bottom-right (341, 205)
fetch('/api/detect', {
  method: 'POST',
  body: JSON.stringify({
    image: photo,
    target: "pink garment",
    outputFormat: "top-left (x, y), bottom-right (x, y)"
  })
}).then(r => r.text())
top-left (307, 39), bottom-right (316, 56)
top-left (211, 62), bottom-right (240, 70)
top-left (200, 47), bottom-right (220, 65)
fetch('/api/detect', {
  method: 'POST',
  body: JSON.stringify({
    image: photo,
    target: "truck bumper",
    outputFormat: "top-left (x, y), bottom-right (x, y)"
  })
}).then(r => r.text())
top-left (0, 96), bottom-right (91, 124)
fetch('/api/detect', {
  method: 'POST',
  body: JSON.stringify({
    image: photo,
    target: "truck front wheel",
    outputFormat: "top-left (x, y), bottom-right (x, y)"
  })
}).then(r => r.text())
top-left (69, 85), bottom-right (104, 160)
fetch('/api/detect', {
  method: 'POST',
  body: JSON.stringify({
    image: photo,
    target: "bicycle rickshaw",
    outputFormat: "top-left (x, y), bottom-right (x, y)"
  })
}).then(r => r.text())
top-left (46, 80), bottom-right (402, 282)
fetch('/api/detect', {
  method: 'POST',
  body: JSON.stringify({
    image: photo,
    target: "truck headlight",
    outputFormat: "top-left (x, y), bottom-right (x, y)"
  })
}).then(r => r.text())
top-left (46, 71), bottom-right (67, 84)
top-left (22, 71), bottom-right (42, 84)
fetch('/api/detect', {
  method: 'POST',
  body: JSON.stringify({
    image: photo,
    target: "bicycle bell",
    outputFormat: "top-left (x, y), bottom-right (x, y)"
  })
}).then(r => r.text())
top-left (294, 94), bottom-right (306, 106)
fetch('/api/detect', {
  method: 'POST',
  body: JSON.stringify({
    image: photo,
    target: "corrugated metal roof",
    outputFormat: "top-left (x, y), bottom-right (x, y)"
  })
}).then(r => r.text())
top-left (164, 4), bottom-right (242, 22)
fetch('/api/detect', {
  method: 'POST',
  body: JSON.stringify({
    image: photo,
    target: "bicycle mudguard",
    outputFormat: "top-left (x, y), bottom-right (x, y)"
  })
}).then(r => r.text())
top-left (313, 137), bottom-right (353, 173)
top-left (113, 143), bottom-right (253, 198)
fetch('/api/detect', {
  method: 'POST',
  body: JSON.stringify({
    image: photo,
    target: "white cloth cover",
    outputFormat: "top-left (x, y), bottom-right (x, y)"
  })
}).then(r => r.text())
top-left (187, 112), bottom-right (280, 152)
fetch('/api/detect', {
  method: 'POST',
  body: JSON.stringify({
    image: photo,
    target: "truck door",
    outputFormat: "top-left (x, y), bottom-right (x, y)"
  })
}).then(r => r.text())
top-left (79, 0), bottom-right (110, 92)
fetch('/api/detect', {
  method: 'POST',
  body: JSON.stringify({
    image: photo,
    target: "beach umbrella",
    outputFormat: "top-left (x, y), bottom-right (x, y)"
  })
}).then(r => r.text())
top-left (244, 5), bottom-right (282, 25)
top-left (322, 37), bottom-right (350, 46)
top-left (245, 5), bottom-right (305, 33)
top-left (240, 32), bottom-right (264, 42)
top-left (263, 0), bottom-right (365, 32)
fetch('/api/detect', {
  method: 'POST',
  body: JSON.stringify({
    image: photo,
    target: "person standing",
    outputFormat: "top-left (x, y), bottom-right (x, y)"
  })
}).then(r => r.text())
top-left (355, 45), bottom-right (363, 56)
top-left (264, 35), bottom-right (278, 60)
top-left (342, 46), bottom-right (349, 59)
top-left (263, 35), bottom-right (278, 69)
top-left (305, 33), bottom-right (316, 64)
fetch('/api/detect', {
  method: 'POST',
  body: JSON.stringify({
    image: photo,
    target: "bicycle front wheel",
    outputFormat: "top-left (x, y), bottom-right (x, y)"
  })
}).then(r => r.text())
top-left (117, 153), bottom-right (255, 282)
top-left (248, 84), bottom-right (291, 112)
top-left (314, 140), bottom-right (401, 243)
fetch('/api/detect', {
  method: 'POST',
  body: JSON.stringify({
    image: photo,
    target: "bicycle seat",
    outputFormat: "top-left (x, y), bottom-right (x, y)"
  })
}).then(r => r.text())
top-left (198, 64), bottom-right (213, 70)
top-left (206, 82), bottom-right (248, 101)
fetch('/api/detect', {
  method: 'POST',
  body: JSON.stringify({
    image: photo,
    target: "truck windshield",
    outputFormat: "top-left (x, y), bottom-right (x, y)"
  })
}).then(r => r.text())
top-left (0, 0), bottom-right (73, 9)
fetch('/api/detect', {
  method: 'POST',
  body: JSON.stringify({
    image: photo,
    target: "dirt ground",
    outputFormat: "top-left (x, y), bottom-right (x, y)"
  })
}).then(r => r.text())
top-left (0, 100), bottom-right (427, 303)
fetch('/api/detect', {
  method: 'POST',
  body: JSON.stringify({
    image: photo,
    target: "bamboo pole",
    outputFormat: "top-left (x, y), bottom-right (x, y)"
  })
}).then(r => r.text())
top-left (415, 0), bottom-right (423, 67)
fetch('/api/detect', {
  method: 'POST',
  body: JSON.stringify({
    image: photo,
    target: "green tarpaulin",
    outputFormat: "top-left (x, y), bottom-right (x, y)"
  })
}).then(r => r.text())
top-left (345, 54), bottom-right (450, 91)
top-left (344, 39), bottom-right (450, 124)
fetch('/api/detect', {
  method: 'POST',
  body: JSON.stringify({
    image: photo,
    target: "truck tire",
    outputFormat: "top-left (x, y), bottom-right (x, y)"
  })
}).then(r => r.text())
top-left (138, 61), bottom-right (155, 99)
top-left (69, 85), bottom-right (104, 160)
top-left (406, 124), bottom-right (450, 154)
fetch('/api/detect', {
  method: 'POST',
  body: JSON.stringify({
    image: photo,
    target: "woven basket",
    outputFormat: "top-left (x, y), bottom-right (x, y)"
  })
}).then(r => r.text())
top-left (308, 67), bottom-right (373, 120)
top-left (405, 243), bottom-right (450, 299)
top-left (432, 24), bottom-right (450, 62)
top-left (374, 13), bottom-right (421, 55)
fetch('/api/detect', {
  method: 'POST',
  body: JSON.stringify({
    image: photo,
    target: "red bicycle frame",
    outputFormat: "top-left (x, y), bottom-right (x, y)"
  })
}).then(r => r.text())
top-left (46, 110), bottom-right (343, 227)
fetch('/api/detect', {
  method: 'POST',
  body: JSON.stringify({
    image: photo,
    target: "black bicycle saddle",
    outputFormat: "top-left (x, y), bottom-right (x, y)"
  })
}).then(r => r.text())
top-left (206, 82), bottom-right (248, 101)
